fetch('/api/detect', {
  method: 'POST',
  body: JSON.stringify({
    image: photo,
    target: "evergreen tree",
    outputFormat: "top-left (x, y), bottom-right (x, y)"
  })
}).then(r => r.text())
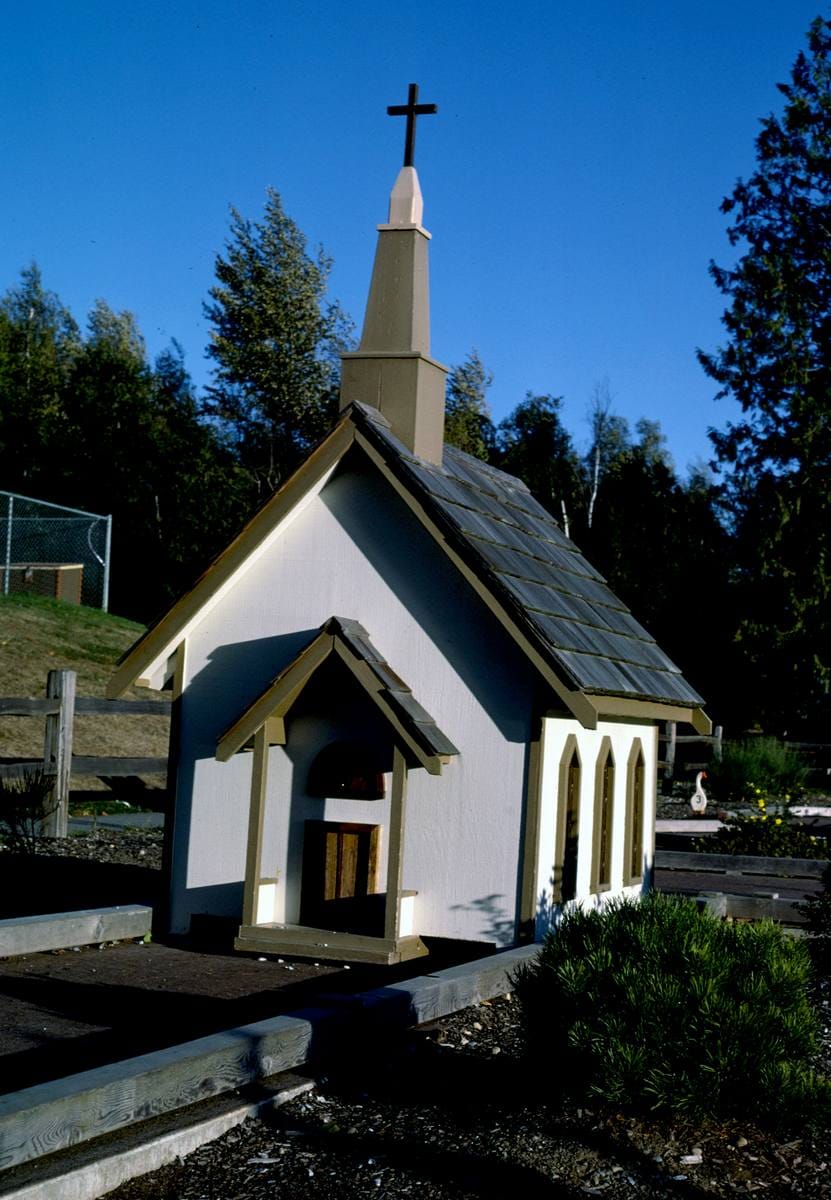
top-left (497, 393), bottom-right (584, 536)
top-left (444, 349), bottom-right (495, 460)
top-left (580, 421), bottom-right (735, 718)
top-left (54, 303), bottom-right (239, 619)
top-left (0, 264), bottom-right (80, 493)
top-left (699, 17), bottom-right (831, 733)
top-left (204, 188), bottom-right (353, 496)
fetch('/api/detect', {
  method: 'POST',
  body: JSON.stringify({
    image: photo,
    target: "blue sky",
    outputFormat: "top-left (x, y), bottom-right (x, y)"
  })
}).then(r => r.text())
top-left (1, 1), bottom-right (823, 474)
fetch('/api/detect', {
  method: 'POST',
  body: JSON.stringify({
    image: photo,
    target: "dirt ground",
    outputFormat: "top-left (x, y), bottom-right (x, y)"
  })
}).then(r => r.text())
top-left (0, 828), bottom-right (824, 1101)
top-left (0, 831), bottom-right (488, 1095)
top-left (0, 939), bottom-right (366, 1094)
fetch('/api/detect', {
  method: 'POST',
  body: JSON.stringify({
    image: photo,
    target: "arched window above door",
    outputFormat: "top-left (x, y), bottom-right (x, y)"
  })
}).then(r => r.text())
top-left (307, 741), bottom-right (386, 800)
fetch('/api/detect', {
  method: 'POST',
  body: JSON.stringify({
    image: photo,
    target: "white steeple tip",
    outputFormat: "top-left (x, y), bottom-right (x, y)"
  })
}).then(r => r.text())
top-left (388, 166), bottom-right (424, 226)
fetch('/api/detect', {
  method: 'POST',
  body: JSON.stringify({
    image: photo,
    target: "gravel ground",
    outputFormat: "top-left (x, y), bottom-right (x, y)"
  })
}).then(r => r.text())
top-left (103, 980), bottom-right (831, 1200)
top-left (21, 827), bottom-right (165, 870)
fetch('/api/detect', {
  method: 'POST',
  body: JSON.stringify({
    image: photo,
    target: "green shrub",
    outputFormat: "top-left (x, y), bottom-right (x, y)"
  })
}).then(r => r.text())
top-left (513, 894), bottom-right (829, 1125)
top-left (798, 865), bottom-right (831, 968)
top-left (698, 813), bottom-right (828, 859)
top-left (710, 737), bottom-right (809, 802)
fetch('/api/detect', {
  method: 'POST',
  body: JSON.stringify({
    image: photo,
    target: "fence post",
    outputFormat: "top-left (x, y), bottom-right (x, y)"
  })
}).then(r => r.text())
top-left (713, 725), bottom-right (723, 763)
top-left (102, 513), bottom-right (112, 612)
top-left (665, 721), bottom-right (677, 781)
top-left (3, 493), bottom-right (12, 596)
top-left (42, 669), bottom-right (76, 838)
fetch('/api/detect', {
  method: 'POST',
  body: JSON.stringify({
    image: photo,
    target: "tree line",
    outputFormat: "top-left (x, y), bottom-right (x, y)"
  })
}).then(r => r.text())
top-left (0, 17), bottom-right (828, 738)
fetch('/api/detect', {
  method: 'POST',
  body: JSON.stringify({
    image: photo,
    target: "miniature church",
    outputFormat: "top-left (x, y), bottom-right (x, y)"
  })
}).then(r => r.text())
top-left (109, 87), bottom-right (708, 964)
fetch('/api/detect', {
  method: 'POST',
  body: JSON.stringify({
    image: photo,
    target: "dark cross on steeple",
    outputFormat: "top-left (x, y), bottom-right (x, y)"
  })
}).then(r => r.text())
top-left (387, 83), bottom-right (437, 168)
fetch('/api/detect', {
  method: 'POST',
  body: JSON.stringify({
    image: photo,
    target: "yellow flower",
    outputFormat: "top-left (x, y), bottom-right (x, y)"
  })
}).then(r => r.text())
top-left (785, 793), bottom-right (791, 801)
top-left (757, 798), bottom-right (766, 809)
top-left (774, 818), bottom-right (782, 826)
top-left (754, 786), bottom-right (762, 795)
top-left (761, 814), bottom-right (768, 821)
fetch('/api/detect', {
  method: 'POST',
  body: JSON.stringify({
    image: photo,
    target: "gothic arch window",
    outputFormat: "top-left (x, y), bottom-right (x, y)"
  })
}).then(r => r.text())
top-left (592, 737), bottom-right (615, 892)
top-left (624, 741), bottom-right (646, 884)
top-left (306, 741), bottom-right (386, 800)
top-left (554, 736), bottom-right (581, 903)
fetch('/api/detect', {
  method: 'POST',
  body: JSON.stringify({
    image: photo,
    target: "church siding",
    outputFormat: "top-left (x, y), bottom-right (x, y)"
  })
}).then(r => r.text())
top-left (167, 459), bottom-right (536, 939)
top-left (533, 718), bottom-right (658, 940)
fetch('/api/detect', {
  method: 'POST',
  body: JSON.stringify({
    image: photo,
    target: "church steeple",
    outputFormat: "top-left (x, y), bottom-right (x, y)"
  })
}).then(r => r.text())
top-left (340, 85), bottom-right (447, 465)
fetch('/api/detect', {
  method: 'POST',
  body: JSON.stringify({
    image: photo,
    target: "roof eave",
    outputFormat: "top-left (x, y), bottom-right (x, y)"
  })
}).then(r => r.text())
top-left (106, 416), bottom-right (357, 699)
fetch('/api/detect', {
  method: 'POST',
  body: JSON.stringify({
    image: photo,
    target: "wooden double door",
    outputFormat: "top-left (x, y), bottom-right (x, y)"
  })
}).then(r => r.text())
top-left (299, 820), bottom-right (384, 934)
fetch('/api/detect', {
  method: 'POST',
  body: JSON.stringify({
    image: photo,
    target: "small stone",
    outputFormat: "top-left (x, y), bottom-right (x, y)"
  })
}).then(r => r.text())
top-left (491, 1046), bottom-right (501, 1055)
top-left (736, 1137), bottom-right (749, 1148)
top-left (681, 1154), bottom-right (703, 1165)
top-left (473, 1021), bottom-right (483, 1031)
top-left (257, 957), bottom-right (267, 962)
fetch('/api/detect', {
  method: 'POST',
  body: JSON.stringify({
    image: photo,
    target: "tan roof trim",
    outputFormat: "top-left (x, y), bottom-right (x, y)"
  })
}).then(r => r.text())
top-left (585, 694), bottom-right (711, 734)
top-left (216, 622), bottom-right (451, 775)
top-left (330, 639), bottom-right (445, 775)
top-left (354, 430), bottom-right (600, 730)
top-left (107, 419), bottom-right (356, 699)
top-left (217, 632), bottom-right (335, 761)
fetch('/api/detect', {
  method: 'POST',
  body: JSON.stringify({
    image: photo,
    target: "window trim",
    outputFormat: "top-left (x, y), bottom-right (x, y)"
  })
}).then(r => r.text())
top-left (554, 734), bottom-right (581, 903)
top-left (624, 739), bottom-right (646, 885)
top-left (591, 736), bottom-right (615, 893)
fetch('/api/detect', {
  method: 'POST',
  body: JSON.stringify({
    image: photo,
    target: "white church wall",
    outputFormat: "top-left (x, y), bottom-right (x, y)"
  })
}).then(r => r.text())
top-left (533, 717), bottom-right (658, 940)
top-left (168, 455), bottom-right (536, 937)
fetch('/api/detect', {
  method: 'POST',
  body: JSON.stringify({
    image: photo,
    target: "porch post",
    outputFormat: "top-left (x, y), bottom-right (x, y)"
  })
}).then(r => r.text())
top-left (242, 724), bottom-right (270, 927)
top-left (384, 745), bottom-right (407, 942)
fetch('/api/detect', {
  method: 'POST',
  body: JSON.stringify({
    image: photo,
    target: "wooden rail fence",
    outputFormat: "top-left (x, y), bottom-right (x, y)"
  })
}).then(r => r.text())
top-left (660, 721), bottom-right (831, 782)
top-left (660, 722), bottom-right (723, 779)
top-left (0, 669), bottom-right (169, 837)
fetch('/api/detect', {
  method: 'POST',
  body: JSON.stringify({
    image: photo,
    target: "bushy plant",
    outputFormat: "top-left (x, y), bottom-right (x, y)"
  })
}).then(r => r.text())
top-left (710, 737), bottom-right (809, 802)
top-left (798, 865), bottom-right (831, 968)
top-left (513, 894), bottom-right (829, 1125)
top-left (0, 770), bottom-right (56, 854)
top-left (699, 810), bottom-right (828, 859)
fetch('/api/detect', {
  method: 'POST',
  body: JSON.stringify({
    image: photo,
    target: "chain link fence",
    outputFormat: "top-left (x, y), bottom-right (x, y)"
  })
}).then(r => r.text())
top-left (0, 491), bottom-right (111, 610)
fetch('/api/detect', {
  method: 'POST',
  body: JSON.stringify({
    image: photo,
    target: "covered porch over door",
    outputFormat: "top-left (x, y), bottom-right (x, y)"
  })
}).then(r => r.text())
top-left (214, 616), bottom-right (458, 965)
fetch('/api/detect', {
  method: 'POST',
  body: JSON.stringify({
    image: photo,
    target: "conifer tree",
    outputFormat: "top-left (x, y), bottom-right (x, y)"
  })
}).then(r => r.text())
top-left (204, 188), bottom-right (352, 496)
top-left (444, 349), bottom-right (495, 460)
top-left (699, 17), bottom-right (831, 732)
top-left (497, 393), bottom-right (583, 536)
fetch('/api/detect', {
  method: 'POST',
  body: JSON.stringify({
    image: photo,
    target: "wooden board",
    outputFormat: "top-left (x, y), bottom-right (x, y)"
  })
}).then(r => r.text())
top-left (0, 941), bottom-right (541, 1171)
top-left (656, 849), bottom-right (829, 880)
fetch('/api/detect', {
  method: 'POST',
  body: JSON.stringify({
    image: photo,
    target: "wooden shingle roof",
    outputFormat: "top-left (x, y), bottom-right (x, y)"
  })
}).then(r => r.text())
top-left (216, 615), bottom-right (458, 774)
top-left (353, 402), bottom-right (704, 711)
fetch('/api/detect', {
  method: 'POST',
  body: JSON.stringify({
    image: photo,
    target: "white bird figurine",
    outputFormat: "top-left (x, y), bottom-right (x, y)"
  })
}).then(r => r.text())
top-left (690, 770), bottom-right (708, 815)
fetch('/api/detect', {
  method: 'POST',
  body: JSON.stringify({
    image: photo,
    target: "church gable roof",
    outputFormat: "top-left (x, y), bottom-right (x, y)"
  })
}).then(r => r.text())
top-left (216, 615), bottom-right (458, 775)
top-left (351, 401), bottom-right (704, 713)
top-left (109, 401), bottom-right (706, 730)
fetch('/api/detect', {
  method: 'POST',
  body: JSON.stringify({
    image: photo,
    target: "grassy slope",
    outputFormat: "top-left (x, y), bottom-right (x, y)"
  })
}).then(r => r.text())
top-left (0, 593), bottom-right (168, 763)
